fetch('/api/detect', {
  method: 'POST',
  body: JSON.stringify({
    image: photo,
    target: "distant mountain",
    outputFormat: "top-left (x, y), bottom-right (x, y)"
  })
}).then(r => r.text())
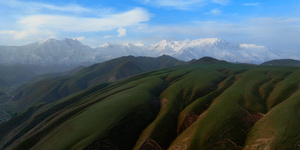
top-left (29, 66), bottom-right (85, 82)
top-left (0, 65), bottom-right (37, 88)
top-left (261, 59), bottom-right (300, 67)
top-left (0, 38), bottom-right (286, 69)
top-left (0, 38), bottom-right (104, 67)
top-left (148, 38), bottom-right (281, 63)
top-left (94, 42), bottom-right (148, 60)
top-left (10, 55), bottom-right (183, 112)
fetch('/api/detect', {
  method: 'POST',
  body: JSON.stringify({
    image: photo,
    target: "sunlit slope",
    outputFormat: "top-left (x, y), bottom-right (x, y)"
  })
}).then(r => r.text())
top-left (1, 60), bottom-right (300, 150)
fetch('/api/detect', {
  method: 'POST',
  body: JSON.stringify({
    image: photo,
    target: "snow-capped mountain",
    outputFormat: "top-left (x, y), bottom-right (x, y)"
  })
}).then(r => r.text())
top-left (0, 38), bottom-right (286, 68)
top-left (0, 38), bottom-right (104, 66)
top-left (94, 42), bottom-right (147, 60)
top-left (148, 38), bottom-right (282, 63)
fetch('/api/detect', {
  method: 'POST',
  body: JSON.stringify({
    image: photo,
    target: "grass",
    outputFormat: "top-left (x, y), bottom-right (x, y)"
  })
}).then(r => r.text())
top-left (1, 60), bottom-right (300, 150)
top-left (9, 55), bottom-right (183, 114)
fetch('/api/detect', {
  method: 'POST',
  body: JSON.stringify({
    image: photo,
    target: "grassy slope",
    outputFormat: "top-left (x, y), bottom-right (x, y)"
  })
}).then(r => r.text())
top-left (261, 59), bottom-right (300, 67)
top-left (10, 55), bottom-right (183, 112)
top-left (0, 71), bottom-right (167, 149)
top-left (0, 60), bottom-right (300, 150)
top-left (244, 70), bottom-right (300, 150)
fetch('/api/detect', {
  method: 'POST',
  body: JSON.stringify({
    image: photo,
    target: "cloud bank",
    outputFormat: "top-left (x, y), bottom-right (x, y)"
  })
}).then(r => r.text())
top-left (0, 7), bottom-right (150, 42)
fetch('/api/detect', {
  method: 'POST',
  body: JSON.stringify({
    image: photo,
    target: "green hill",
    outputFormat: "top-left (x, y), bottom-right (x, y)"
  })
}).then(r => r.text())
top-left (0, 58), bottom-right (300, 150)
top-left (189, 56), bottom-right (228, 64)
top-left (261, 59), bottom-right (300, 67)
top-left (10, 55), bottom-right (183, 112)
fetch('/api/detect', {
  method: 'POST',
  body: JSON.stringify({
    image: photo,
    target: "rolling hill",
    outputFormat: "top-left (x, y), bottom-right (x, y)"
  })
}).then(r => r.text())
top-left (261, 59), bottom-right (300, 67)
top-left (0, 58), bottom-right (299, 149)
top-left (9, 55), bottom-right (183, 113)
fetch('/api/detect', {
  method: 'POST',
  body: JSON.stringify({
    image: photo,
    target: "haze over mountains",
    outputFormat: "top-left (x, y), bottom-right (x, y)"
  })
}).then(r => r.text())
top-left (0, 38), bottom-right (288, 69)
top-left (10, 55), bottom-right (183, 112)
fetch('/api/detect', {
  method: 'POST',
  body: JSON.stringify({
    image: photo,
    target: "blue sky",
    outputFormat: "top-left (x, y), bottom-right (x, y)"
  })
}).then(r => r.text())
top-left (0, 0), bottom-right (299, 52)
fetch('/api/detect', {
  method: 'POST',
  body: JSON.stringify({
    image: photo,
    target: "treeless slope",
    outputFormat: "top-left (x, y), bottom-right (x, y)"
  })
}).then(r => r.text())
top-left (261, 59), bottom-right (300, 67)
top-left (1, 60), bottom-right (300, 150)
top-left (10, 55), bottom-right (183, 112)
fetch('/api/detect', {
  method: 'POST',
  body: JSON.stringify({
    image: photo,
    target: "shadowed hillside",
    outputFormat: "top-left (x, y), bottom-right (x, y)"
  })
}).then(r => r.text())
top-left (9, 55), bottom-right (183, 112)
top-left (0, 65), bottom-right (37, 89)
top-left (261, 59), bottom-right (300, 67)
top-left (0, 58), bottom-right (299, 150)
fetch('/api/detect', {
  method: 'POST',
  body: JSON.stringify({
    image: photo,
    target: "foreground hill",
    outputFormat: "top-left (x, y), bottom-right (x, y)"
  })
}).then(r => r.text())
top-left (0, 58), bottom-right (299, 149)
top-left (10, 55), bottom-right (183, 113)
top-left (261, 59), bottom-right (300, 67)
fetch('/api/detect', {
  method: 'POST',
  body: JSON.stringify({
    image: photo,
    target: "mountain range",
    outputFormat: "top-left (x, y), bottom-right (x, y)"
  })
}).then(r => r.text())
top-left (0, 38), bottom-right (288, 69)
top-left (1, 56), bottom-right (300, 149)
top-left (1, 35), bottom-right (300, 150)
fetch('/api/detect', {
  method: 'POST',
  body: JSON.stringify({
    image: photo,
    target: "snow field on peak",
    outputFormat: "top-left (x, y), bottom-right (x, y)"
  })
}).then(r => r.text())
top-left (0, 38), bottom-right (288, 67)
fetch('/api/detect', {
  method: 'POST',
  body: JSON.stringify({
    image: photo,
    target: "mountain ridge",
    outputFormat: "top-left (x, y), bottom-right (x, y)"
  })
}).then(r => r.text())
top-left (261, 59), bottom-right (300, 67)
top-left (0, 38), bottom-right (291, 69)
top-left (8, 55), bottom-right (184, 113)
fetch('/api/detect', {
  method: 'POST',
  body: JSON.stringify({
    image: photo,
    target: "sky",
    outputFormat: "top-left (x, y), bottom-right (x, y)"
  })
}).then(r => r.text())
top-left (0, 0), bottom-right (299, 52)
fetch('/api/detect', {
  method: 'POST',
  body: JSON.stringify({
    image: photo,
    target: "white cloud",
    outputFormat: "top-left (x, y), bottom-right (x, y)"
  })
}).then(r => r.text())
top-left (0, 8), bottom-right (150, 42)
top-left (104, 35), bottom-right (113, 39)
top-left (0, 29), bottom-right (54, 40)
top-left (143, 0), bottom-right (207, 10)
top-left (136, 17), bottom-right (300, 52)
top-left (103, 28), bottom-right (127, 38)
top-left (19, 8), bottom-right (150, 32)
top-left (142, 0), bottom-right (230, 10)
top-left (206, 8), bottom-right (222, 15)
top-left (243, 3), bottom-right (261, 6)
top-left (0, 0), bottom-right (91, 13)
top-left (117, 28), bottom-right (127, 37)
top-left (211, 0), bottom-right (230, 5)
top-left (134, 43), bottom-right (145, 46)
top-left (72, 36), bottom-right (86, 41)
top-left (35, 4), bottom-right (91, 13)
top-left (0, 30), bottom-right (17, 35)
